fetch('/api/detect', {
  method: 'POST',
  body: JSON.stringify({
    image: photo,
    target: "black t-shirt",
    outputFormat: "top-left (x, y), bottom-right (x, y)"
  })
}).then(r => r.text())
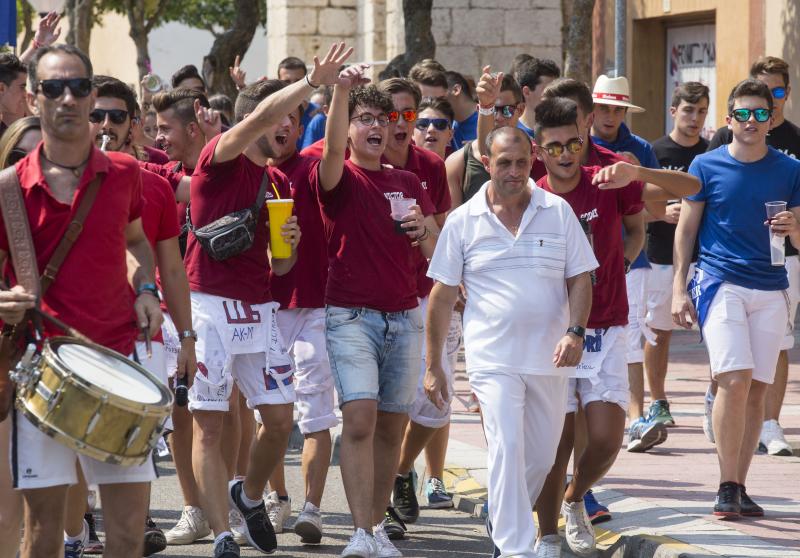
top-left (648, 135), bottom-right (707, 265)
top-left (708, 119), bottom-right (800, 255)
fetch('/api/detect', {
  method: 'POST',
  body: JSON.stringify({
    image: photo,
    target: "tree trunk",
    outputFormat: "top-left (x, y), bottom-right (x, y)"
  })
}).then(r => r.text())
top-left (20, 1), bottom-right (34, 53)
top-left (126, 0), bottom-right (149, 80)
top-left (562, 0), bottom-right (595, 85)
top-left (65, 0), bottom-right (94, 54)
top-left (202, 0), bottom-right (259, 98)
top-left (381, 0), bottom-right (435, 79)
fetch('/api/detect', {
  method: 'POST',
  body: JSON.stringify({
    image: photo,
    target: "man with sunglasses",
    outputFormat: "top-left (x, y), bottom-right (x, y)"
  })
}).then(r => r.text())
top-left (375, 78), bottom-right (455, 532)
top-left (673, 79), bottom-right (800, 518)
top-left (0, 44), bottom-right (163, 558)
top-left (533, 97), bottom-right (700, 557)
top-left (707, 56), bottom-right (800, 458)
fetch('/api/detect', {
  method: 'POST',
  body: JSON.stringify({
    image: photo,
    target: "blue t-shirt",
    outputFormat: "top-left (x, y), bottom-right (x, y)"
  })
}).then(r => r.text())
top-left (451, 111), bottom-right (478, 150)
top-left (592, 122), bottom-right (659, 269)
top-left (300, 112), bottom-right (327, 149)
top-left (688, 145), bottom-right (800, 290)
top-left (298, 102), bottom-right (319, 149)
top-left (517, 120), bottom-right (535, 139)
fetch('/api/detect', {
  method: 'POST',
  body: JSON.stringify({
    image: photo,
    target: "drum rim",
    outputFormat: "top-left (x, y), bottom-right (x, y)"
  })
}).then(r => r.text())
top-left (46, 337), bottom-right (174, 410)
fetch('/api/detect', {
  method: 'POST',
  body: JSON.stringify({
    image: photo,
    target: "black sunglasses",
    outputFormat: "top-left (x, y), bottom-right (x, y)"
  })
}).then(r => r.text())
top-left (495, 104), bottom-right (518, 118)
top-left (89, 109), bottom-right (129, 125)
top-left (37, 78), bottom-right (93, 99)
top-left (7, 148), bottom-right (28, 166)
top-left (730, 108), bottom-right (771, 123)
top-left (415, 118), bottom-right (450, 131)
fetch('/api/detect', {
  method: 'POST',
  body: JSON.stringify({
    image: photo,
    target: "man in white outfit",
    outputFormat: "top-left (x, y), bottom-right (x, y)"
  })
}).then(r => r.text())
top-left (423, 126), bottom-right (597, 557)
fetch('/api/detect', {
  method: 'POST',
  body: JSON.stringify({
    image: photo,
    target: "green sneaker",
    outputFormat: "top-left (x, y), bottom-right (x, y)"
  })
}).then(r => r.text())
top-left (648, 399), bottom-right (675, 427)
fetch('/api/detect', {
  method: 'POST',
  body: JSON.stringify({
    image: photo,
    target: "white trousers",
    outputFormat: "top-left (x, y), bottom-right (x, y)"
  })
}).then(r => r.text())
top-left (470, 372), bottom-right (569, 558)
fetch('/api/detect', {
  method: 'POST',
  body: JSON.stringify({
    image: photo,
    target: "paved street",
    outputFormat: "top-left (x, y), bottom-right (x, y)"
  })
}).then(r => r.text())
top-left (145, 452), bottom-right (492, 558)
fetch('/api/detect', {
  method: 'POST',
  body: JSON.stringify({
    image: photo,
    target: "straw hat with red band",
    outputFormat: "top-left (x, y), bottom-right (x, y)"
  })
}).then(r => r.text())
top-left (592, 75), bottom-right (645, 113)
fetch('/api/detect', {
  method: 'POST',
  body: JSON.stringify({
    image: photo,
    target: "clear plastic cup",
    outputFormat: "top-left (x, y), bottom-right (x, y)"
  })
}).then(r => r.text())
top-left (389, 198), bottom-right (416, 235)
top-left (765, 201), bottom-right (787, 266)
top-left (266, 199), bottom-right (294, 259)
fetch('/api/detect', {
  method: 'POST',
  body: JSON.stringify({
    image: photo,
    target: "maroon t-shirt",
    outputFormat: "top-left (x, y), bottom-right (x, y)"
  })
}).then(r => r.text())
top-left (0, 145), bottom-right (143, 355)
top-left (389, 145), bottom-right (451, 299)
top-left (312, 159), bottom-right (434, 312)
top-left (270, 152), bottom-right (328, 309)
top-left (142, 145), bottom-right (170, 165)
top-left (538, 166), bottom-right (644, 328)
top-left (185, 135), bottom-right (291, 303)
top-left (139, 160), bottom-right (190, 231)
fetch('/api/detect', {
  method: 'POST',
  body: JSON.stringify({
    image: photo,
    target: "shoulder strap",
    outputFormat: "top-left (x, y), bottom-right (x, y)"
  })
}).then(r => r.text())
top-left (253, 171), bottom-right (270, 212)
top-left (0, 167), bottom-right (40, 298)
top-left (40, 175), bottom-right (102, 295)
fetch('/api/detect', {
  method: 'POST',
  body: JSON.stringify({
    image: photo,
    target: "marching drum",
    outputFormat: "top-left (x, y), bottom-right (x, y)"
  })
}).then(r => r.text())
top-left (11, 337), bottom-right (173, 466)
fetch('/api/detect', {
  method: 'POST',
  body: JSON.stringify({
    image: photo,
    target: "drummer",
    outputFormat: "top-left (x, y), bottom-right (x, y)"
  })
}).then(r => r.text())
top-left (0, 44), bottom-right (162, 558)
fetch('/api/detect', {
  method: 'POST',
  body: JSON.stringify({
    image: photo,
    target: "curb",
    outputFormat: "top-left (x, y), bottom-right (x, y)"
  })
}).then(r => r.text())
top-left (439, 466), bottom-right (723, 558)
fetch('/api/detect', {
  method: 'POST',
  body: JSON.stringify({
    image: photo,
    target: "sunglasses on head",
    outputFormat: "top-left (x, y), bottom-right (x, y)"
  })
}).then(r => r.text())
top-left (771, 86), bottom-right (787, 100)
top-left (37, 78), bottom-right (92, 99)
top-left (730, 108), bottom-right (771, 123)
top-left (350, 113), bottom-right (390, 127)
top-left (540, 137), bottom-right (583, 157)
top-left (388, 109), bottom-right (418, 123)
top-left (89, 109), bottom-right (129, 125)
top-left (7, 147), bottom-right (28, 166)
top-left (414, 118), bottom-right (450, 131)
top-left (495, 104), bottom-right (518, 118)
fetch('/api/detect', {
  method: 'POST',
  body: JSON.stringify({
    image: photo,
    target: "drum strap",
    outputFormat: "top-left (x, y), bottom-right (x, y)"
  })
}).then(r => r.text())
top-left (0, 167), bottom-right (40, 299)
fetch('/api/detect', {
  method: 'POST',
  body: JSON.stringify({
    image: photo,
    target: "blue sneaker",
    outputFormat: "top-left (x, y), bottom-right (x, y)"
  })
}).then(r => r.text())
top-left (583, 490), bottom-right (612, 525)
top-left (64, 539), bottom-right (85, 558)
top-left (627, 417), bottom-right (668, 453)
top-left (425, 477), bottom-right (454, 509)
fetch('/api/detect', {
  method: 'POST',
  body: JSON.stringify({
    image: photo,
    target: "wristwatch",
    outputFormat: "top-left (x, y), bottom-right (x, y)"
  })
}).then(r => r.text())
top-left (178, 329), bottom-right (198, 342)
top-left (136, 282), bottom-right (160, 301)
top-left (566, 326), bottom-right (586, 339)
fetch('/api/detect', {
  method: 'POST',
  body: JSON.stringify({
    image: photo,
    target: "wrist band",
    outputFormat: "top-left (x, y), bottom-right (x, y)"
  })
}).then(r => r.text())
top-left (306, 75), bottom-right (319, 88)
top-left (136, 282), bottom-right (160, 301)
top-left (417, 226), bottom-right (430, 242)
top-left (32, 39), bottom-right (44, 49)
top-left (478, 104), bottom-right (495, 116)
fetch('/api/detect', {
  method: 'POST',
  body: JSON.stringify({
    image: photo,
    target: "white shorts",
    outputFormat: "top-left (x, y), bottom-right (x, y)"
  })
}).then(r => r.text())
top-left (568, 325), bottom-right (629, 413)
top-left (161, 312), bottom-right (180, 381)
top-left (409, 303), bottom-right (463, 429)
top-left (188, 292), bottom-right (295, 412)
top-left (781, 256), bottom-right (799, 350)
top-left (703, 283), bottom-right (789, 384)
top-left (625, 268), bottom-right (654, 364)
top-left (276, 307), bottom-right (338, 435)
top-left (646, 263), bottom-right (696, 332)
top-left (11, 345), bottom-right (163, 490)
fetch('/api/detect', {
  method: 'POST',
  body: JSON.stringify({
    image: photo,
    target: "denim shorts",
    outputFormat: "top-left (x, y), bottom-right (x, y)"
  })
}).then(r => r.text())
top-left (326, 305), bottom-right (423, 413)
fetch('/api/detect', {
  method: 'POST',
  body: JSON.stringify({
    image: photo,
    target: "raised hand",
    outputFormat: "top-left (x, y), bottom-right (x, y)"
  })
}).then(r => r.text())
top-left (229, 55), bottom-right (247, 89)
top-left (476, 65), bottom-right (503, 107)
top-left (34, 12), bottom-right (62, 47)
top-left (308, 42), bottom-right (355, 87)
top-left (336, 63), bottom-right (371, 90)
top-left (592, 161), bottom-right (639, 190)
top-left (194, 99), bottom-right (222, 140)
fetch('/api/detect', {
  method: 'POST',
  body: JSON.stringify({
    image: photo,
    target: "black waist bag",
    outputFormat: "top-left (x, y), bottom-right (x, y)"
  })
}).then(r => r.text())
top-left (188, 173), bottom-right (269, 261)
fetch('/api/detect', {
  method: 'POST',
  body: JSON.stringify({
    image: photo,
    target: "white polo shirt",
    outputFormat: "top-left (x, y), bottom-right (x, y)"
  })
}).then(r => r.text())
top-left (427, 180), bottom-right (598, 377)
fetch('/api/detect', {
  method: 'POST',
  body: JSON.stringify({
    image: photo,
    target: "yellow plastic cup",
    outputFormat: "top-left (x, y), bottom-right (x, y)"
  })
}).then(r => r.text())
top-left (266, 199), bottom-right (294, 259)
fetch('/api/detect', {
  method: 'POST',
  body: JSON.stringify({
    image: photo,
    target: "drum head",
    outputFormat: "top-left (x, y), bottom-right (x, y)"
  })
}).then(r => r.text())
top-left (57, 343), bottom-right (163, 404)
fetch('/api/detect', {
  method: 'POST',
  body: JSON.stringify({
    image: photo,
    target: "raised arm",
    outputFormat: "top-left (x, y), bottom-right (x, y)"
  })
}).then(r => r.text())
top-left (475, 66), bottom-right (502, 158)
top-left (212, 43), bottom-right (354, 165)
top-left (318, 64), bottom-right (371, 191)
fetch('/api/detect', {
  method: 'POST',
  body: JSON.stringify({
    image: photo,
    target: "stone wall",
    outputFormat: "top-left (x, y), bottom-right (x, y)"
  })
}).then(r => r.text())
top-left (266, 0), bottom-right (562, 81)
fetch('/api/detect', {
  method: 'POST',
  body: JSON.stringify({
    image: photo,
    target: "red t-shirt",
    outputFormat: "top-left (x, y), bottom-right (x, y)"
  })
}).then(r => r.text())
top-left (312, 159), bottom-right (435, 312)
top-left (300, 138), bottom-right (329, 160)
top-left (139, 160), bottom-right (190, 232)
top-left (389, 145), bottom-right (451, 299)
top-left (270, 152), bottom-right (328, 309)
top-left (0, 144), bottom-right (144, 355)
top-left (184, 135), bottom-right (290, 303)
top-left (142, 145), bottom-right (170, 165)
top-left (537, 166), bottom-right (644, 328)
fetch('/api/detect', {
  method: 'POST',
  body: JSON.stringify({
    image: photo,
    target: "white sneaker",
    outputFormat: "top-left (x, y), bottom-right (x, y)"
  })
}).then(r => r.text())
top-left (264, 490), bottom-right (292, 534)
top-left (341, 528), bottom-right (378, 558)
top-left (165, 506), bottom-right (211, 545)
top-left (703, 386), bottom-right (715, 444)
top-left (561, 500), bottom-right (595, 556)
top-left (535, 534), bottom-right (562, 558)
top-left (760, 419), bottom-right (793, 456)
top-left (228, 509), bottom-right (247, 545)
top-left (294, 502), bottom-right (323, 544)
top-left (373, 521), bottom-right (402, 557)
